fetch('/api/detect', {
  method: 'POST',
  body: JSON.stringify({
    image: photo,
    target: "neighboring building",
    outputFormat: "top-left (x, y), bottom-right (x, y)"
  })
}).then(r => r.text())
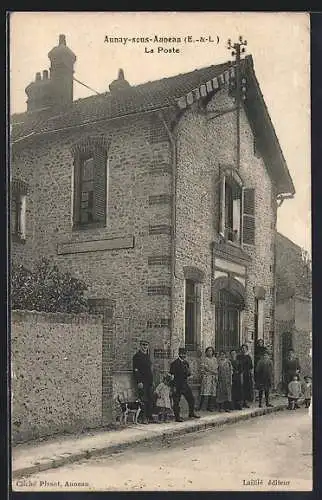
top-left (275, 233), bottom-right (312, 387)
top-left (11, 35), bottom-right (295, 398)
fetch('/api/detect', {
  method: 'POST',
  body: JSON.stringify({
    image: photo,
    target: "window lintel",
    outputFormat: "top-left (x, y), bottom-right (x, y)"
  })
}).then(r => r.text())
top-left (183, 266), bottom-right (205, 283)
top-left (220, 165), bottom-right (244, 187)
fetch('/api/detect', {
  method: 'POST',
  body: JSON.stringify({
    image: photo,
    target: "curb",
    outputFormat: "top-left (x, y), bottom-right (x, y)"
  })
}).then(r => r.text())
top-left (12, 402), bottom-right (287, 479)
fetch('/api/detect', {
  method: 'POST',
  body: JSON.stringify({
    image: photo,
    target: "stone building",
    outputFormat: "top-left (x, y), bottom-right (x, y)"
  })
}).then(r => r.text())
top-left (275, 233), bottom-right (312, 387)
top-left (11, 34), bottom-right (295, 396)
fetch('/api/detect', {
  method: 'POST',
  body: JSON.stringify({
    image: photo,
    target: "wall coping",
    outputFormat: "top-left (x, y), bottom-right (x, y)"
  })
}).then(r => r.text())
top-left (11, 309), bottom-right (104, 325)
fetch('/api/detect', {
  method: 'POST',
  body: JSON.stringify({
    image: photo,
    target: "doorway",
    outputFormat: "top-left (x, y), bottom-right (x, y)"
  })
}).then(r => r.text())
top-left (215, 289), bottom-right (243, 353)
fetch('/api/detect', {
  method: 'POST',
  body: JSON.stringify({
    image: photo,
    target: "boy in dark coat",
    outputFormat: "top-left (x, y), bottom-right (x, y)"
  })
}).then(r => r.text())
top-left (132, 339), bottom-right (154, 423)
top-left (170, 348), bottom-right (200, 422)
top-left (255, 350), bottom-right (274, 408)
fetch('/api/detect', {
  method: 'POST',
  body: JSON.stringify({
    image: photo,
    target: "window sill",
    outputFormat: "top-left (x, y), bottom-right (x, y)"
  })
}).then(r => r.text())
top-left (226, 239), bottom-right (242, 248)
top-left (11, 234), bottom-right (26, 244)
top-left (72, 222), bottom-right (106, 231)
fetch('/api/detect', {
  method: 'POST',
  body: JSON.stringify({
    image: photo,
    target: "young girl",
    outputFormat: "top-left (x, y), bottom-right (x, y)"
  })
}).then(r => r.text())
top-left (154, 374), bottom-right (174, 422)
top-left (217, 351), bottom-right (233, 412)
top-left (199, 346), bottom-right (218, 411)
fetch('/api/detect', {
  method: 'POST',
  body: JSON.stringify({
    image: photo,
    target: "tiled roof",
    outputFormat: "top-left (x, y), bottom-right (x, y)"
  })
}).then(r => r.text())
top-left (10, 56), bottom-right (295, 196)
top-left (11, 61), bottom-right (232, 142)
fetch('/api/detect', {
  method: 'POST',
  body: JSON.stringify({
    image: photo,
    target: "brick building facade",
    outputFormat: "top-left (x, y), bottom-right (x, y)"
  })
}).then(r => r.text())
top-left (11, 35), bottom-right (295, 394)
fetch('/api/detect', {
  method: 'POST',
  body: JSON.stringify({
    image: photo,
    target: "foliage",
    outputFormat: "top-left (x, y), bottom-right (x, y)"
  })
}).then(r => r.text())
top-left (11, 257), bottom-right (89, 313)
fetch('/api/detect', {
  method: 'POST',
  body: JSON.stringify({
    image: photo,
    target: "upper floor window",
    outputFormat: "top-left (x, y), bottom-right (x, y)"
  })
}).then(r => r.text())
top-left (224, 176), bottom-right (242, 243)
top-left (73, 147), bottom-right (108, 229)
top-left (219, 169), bottom-right (255, 246)
top-left (11, 179), bottom-right (28, 242)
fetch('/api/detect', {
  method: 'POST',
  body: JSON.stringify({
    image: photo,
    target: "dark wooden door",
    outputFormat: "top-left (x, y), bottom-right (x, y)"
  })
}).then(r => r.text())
top-left (215, 289), bottom-right (241, 353)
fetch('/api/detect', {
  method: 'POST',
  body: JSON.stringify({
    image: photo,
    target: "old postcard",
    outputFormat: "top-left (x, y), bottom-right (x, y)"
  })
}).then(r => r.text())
top-left (9, 11), bottom-right (312, 492)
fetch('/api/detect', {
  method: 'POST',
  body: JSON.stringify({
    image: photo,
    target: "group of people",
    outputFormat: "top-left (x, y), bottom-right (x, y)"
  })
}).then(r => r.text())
top-left (199, 343), bottom-right (274, 412)
top-left (131, 338), bottom-right (312, 425)
top-left (133, 341), bottom-right (200, 423)
top-left (283, 347), bottom-right (312, 411)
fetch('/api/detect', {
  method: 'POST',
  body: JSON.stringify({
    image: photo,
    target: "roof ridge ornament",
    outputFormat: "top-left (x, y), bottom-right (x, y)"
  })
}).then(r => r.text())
top-left (109, 68), bottom-right (131, 93)
top-left (175, 66), bottom-right (236, 110)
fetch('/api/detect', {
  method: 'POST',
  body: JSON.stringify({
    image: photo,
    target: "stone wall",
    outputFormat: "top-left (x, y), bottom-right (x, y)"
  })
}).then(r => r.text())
top-left (11, 310), bottom-right (105, 443)
top-left (275, 296), bottom-right (312, 386)
top-left (294, 297), bottom-right (312, 377)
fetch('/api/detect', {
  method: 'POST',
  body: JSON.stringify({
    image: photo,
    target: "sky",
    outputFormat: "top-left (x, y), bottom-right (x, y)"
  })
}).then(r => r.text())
top-left (9, 12), bottom-right (311, 253)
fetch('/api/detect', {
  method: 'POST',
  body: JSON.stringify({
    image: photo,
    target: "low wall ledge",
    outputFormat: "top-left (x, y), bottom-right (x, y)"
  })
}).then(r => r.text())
top-left (11, 310), bottom-right (104, 325)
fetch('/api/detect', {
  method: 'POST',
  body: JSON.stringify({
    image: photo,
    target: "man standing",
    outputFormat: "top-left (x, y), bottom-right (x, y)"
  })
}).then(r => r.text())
top-left (132, 339), bottom-right (154, 423)
top-left (170, 347), bottom-right (200, 422)
top-left (255, 350), bottom-right (274, 408)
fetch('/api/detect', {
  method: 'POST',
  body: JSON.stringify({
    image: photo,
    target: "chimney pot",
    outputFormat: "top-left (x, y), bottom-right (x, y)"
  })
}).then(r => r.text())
top-left (43, 70), bottom-right (49, 80)
top-left (59, 34), bottom-right (66, 46)
top-left (35, 72), bottom-right (41, 81)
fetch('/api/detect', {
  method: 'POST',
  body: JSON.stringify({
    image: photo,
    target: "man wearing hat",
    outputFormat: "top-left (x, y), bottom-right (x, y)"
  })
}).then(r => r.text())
top-left (132, 339), bottom-right (154, 423)
top-left (170, 347), bottom-right (200, 422)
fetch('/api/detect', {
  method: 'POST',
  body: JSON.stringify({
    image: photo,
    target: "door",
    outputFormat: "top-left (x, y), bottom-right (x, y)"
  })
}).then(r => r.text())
top-left (215, 289), bottom-right (242, 353)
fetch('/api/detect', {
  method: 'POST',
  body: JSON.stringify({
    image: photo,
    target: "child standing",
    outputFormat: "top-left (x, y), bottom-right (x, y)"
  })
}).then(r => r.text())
top-left (154, 374), bottom-right (174, 422)
top-left (302, 376), bottom-right (312, 409)
top-left (288, 375), bottom-right (302, 410)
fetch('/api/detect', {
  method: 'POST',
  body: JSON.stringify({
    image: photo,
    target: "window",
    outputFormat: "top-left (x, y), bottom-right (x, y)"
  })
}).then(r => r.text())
top-left (73, 148), bottom-right (108, 228)
top-left (11, 179), bottom-right (27, 241)
top-left (219, 170), bottom-right (242, 244)
top-left (219, 170), bottom-right (255, 246)
top-left (185, 279), bottom-right (201, 349)
top-left (80, 157), bottom-right (94, 224)
top-left (224, 177), bottom-right (242, 243)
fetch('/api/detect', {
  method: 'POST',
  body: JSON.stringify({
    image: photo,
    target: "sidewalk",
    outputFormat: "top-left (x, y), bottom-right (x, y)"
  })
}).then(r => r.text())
top-left (12, 397), bottom-right (287, 479)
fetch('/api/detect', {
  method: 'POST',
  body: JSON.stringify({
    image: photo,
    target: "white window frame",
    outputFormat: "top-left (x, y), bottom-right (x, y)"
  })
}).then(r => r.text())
top-left (219, 168), bottom-right (244, 244)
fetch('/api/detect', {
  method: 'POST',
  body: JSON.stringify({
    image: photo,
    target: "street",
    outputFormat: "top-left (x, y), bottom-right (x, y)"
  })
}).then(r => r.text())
top-left (13, 408), bottom-right (312, 492)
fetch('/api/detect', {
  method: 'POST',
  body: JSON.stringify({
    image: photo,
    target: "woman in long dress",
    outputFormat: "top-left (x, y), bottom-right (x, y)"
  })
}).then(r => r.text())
top-left (230, 350), bottom-right (243, 410)
top-left (217, 351), bottom-right (233, 412)
top-left (238, 344), bottom-right (254, 408)
top-left (199, 346), bottom-right (218, 411)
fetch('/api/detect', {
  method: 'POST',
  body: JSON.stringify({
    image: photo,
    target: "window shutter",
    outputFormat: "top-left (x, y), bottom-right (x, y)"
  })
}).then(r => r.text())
top-left (93, 147), bottom-right (107, 224)
top-left (73, 155), bottom-right (81, 227)
top-left (242, 188), bottom-right (255, 245)
top-left (218, 175), bottom-right (225, 236)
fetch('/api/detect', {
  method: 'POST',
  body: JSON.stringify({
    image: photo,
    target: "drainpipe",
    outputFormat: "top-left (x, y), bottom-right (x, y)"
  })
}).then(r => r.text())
top-left (157, 110), bottom-right (179, 359)
top-left (274, 191), bottom-right (294, 386)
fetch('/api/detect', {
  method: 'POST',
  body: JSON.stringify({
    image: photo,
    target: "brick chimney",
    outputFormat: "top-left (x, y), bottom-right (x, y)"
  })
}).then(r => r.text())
top-left (25, 71), bottom-right (53, 111)
top-left (25, 34), bottom-right (76, 112)
top-left (48, 34), bottom-right (76, 107)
